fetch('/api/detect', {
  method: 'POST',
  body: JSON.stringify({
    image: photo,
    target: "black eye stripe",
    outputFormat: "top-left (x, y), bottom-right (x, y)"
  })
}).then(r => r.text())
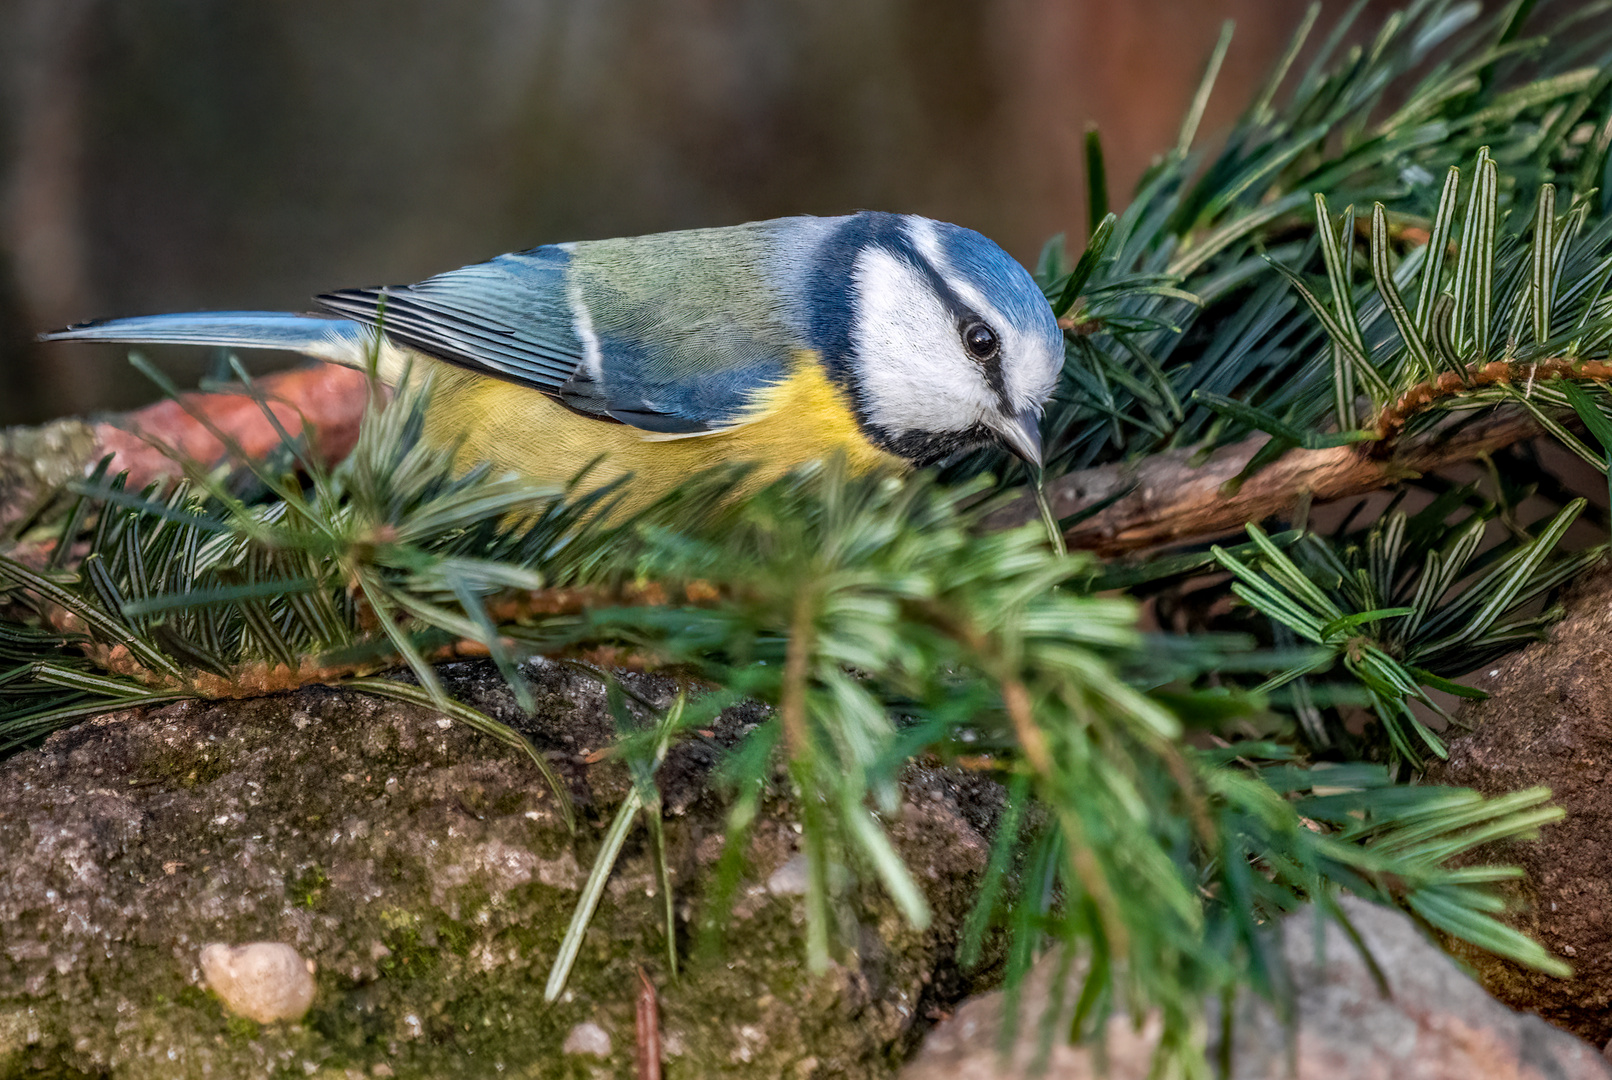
top-left (957, 315), bottom-right (1007, 403)
top-left (809, 214), bottom-right (1014, 413)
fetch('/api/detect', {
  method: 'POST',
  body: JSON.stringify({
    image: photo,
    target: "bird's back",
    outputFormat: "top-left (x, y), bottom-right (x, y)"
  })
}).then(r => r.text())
top-left (379, 214), bottom-right (890, 499)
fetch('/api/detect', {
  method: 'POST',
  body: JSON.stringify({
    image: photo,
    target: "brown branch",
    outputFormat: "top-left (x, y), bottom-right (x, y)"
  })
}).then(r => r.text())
top-left (1375, 358), bottom-right (1612, 439)
top-left (977, 357), bottom-right (1612, 554)
top-left (999, 677), bottom-right (1052, 777)
top-left (988, 407), bottom-right (1544, 555)
top-left (635, 966), bottom-right (662, 1080)
top-left (38, 577), bottom-right (721, 698)
top-left (0, 363), bottom-right (369, 545)
top-left (0, 353), bottom-right (1593, 567)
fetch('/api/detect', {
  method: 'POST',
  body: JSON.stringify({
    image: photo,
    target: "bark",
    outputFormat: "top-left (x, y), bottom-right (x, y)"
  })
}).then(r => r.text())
top-left (986, 409), bottom-right (1544, 554)
top-left (0, 363), bottom-right (369, 536)
top-left (0, 358), bottom-right (1551, 558)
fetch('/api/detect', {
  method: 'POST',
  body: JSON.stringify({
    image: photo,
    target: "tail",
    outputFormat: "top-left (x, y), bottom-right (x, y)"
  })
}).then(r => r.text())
top-left (39, 311), bottom-right (375, 369)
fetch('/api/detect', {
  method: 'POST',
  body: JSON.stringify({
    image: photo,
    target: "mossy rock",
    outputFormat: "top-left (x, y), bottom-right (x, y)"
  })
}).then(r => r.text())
top-left (1428, 565), bottom-right (1612, 1046)
top-left (0, 660), bottom-right (1003, 1078)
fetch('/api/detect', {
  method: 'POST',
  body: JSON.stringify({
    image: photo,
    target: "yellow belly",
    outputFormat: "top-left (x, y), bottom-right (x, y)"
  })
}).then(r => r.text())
top-left (413, 351), bottom-right (904, 502)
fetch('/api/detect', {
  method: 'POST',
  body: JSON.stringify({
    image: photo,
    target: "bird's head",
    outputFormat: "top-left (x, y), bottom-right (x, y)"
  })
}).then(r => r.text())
top-left (807, 212), bottom-right (1063, 469)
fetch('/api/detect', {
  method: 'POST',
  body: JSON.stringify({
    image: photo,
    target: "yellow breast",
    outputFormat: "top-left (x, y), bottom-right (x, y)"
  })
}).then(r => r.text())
top-left (414, 350), bottom-right (905, 502)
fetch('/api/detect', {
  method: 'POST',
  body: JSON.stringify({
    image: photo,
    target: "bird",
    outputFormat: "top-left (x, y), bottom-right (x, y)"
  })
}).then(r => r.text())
top-left (41, 212), bottom-right (1064, 501)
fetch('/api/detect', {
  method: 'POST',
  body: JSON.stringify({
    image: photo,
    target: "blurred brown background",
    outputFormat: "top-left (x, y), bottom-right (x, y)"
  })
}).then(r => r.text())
top-left (0, 0), bottom-right (1374, 425)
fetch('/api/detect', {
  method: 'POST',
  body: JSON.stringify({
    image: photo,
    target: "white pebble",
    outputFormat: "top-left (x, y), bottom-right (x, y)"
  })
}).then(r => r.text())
top-left (200, 942), bottom-right (317, 1024)
top-left (562, 1021), bottom-right (612, 1057)
top-left (767, 854), bottom-right (810, 896)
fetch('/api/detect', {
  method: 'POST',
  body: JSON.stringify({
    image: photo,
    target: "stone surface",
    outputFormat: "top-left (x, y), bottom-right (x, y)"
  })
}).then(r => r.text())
top-left (199, 942), bottom-right (318, 1024)
top-left (1427, 564), bottom-right (1612, 1045)
top-left (901, 894), bottom-right (1611, 1080)
top-left (0, 417), bottom-right (98, 537)
top-left (562, 1021), bottom-right (613, 1057)
top-left (0, 659), bottom-right (1003, 1079)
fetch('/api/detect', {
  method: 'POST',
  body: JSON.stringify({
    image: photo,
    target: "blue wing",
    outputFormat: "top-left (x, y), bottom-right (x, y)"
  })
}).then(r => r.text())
top-left (318, 221), bottom-right (820, 435)
top-left (315, 245), bottom-right (611, 408)
top-left (48, 222), bottom-right (834, 436)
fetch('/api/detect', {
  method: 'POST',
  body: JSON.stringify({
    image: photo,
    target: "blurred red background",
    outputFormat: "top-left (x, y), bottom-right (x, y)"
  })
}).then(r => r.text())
top-left (0, 0), bottom-right (1394, 424)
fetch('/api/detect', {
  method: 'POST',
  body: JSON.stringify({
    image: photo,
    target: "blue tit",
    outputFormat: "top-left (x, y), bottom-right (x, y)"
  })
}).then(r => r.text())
top-left (42, 212), bottom-right (1062, 499)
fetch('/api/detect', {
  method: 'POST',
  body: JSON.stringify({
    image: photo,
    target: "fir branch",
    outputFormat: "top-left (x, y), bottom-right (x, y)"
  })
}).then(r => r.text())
top-left (6, 7), bottom-right (1610, 1073)
top-left (987, 408), bottom-right (1542, 553)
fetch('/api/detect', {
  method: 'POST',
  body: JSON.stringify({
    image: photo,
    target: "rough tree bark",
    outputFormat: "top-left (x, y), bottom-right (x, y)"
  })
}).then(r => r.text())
top-left (986, 410), bottom-right (1544, 553)
top-left (0, 358), bottom-right (1560, 557)
top-left (0, 363), bottom-right (368, 537)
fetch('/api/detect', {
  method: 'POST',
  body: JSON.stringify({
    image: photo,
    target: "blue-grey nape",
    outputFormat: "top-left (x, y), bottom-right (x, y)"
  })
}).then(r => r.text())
top-left (804, 212), bottom-right (904, 390)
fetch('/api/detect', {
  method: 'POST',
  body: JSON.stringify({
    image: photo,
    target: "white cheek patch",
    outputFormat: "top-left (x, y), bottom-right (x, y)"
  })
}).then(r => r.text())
top-left (999, 321), bottom-right (1060, 414)
top-left (904, 218), bottom-right (1060, 415)
top-left (851, 247), bottom-right (997, 435)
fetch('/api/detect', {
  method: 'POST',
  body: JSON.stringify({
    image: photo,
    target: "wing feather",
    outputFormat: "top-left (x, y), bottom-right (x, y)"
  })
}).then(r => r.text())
top-left (316, 220), bottom-right (824, 434)
top-left (317, 247), bottom-right (584, 398)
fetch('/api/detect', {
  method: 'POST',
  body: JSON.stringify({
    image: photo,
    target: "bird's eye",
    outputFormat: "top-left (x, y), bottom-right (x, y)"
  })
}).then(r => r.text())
top-left (962, 321), bottom-right (999, 361)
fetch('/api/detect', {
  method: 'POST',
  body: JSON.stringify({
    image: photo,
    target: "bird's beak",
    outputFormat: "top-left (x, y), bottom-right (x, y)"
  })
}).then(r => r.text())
top-left (988, 408), bottom-right (1044, 468)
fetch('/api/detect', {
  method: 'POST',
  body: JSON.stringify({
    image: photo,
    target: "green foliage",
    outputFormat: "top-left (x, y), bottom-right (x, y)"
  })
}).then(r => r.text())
top-left (544, 689), bottom-right (684, 1002)
top-left (1165, 7), bottom-right (1612, 775)
top-left (11, 3), bottom-right (1612, 1073)
top-left (947, 0), bottom-right (1612, 488)
top-left (1214, 501), bottom-right (1602, 764)
top-left (0, 393), bottom-right (1574, 1068)
top-left (0, 374), bottom-right (589, 825)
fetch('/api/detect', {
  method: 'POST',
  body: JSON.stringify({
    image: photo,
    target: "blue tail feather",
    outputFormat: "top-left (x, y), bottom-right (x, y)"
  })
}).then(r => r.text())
top-left (39, 311), bottom-right (369, 365)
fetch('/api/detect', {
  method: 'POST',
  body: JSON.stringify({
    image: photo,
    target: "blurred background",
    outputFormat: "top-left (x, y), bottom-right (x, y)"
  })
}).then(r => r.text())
top-left (0, 0), bottom-right (1399, 425)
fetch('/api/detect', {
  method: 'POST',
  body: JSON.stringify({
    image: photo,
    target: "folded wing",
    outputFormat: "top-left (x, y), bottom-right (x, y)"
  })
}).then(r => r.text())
top-left (318, 235), bottom-right (799, 435)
